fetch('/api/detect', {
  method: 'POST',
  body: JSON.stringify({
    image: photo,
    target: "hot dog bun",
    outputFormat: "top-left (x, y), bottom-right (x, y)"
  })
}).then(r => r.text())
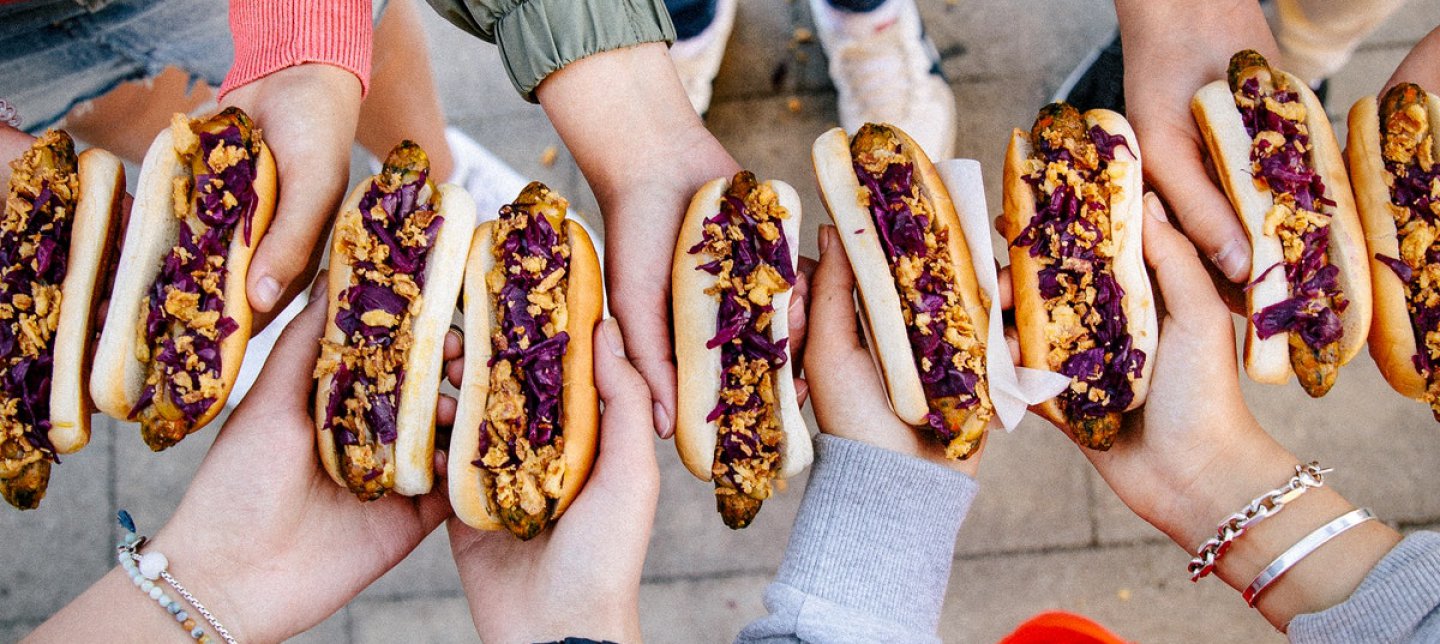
top-left (1192, 56), bottom-right (1370, 391)
top-left (672, 175), bottom-right (810, 487)
top-left (49, 148), bottom-right (124, 454)
top-left (91, 113), bottom-right (277, 438)
top-left (811, 125), bottom-right (991, 445)
top-left (1000, 107), bottom-right (1156, 444)
top-left (315, 175), bottom-right (475, 498)
top-left (1347, 87), bottom-right (1440, 401)
top-left (449, 185), bottom-right (602, 535)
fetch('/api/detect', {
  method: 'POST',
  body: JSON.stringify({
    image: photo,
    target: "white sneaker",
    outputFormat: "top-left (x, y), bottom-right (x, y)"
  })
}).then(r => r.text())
top-left (810, 0), bottom-right (956, 160)
top-left (669, 0), bottom-right (738, 116)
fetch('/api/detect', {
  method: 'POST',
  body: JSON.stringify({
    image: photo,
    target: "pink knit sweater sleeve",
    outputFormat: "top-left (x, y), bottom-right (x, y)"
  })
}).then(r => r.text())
top-left (219, 0), bottom-right (373, 100)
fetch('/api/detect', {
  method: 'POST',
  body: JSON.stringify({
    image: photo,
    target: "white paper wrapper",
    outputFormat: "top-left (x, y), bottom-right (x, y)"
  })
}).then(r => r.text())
top-left (935, 159), bottom-right (1070, 431)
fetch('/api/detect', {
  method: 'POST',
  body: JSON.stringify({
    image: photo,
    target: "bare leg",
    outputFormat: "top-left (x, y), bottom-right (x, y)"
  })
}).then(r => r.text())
top-left (60, 66), bottom-right (213, 163)
top-left (356, 0), bottom-right (455, 181)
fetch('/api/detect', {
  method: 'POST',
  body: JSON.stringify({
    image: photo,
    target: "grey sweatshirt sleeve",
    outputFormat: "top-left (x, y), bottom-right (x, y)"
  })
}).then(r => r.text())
top-left (1287, 531), bottom-right (1440, 643)
top-left (736, 434), bottom-right (979, 643)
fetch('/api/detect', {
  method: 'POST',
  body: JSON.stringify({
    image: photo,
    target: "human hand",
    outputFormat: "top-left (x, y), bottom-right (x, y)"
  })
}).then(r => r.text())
top-left (534, 42), bottom-right (745, 438)
top-left (1116, 0), bottom-right (1278, 283)
top-left (221, 64), bottom-right (363, 327)
top-left (1072, 195), bottom-right (1399, 629)
top-left (804, 226), bottom-right (980, 476)
top-left (1386, 25), bottom-right (1440, 92)
top-left (448, 319), bottom-right (659, 644)
top-left (30, 276), bottom-right (459, 643)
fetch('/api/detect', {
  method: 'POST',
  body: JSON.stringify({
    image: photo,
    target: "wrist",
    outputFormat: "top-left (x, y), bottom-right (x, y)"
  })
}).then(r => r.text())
top-left (146, 529), bottom-right (283, 643)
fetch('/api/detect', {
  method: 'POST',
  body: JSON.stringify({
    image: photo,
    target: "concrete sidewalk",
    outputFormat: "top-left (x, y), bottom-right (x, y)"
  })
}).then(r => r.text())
top-left (5, 1), bottom-right (1440, 642)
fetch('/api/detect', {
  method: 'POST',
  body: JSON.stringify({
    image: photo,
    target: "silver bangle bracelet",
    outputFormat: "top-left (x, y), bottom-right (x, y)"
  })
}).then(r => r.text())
top-left (1243, 507), bottom-right (1377, 606)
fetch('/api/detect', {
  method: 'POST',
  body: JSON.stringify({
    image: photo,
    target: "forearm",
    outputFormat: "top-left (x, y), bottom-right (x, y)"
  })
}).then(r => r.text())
top-left (1115, 0), bottom-right (1277, 57)
top-left (534, 42), bottom-right (739, 214)
top-left (1128, 426), bottom-right (1401, 631)
top-left (738, 435), bottom-right (977, 642)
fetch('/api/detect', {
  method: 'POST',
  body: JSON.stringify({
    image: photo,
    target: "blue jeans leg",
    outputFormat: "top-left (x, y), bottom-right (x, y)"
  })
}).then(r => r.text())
top-left (665, 0), bottom-right (717, 41)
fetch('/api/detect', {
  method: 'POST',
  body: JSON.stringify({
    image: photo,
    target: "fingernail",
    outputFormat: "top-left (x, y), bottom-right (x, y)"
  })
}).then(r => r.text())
top-left (790, 294), bottom-right (805, 314)
top-left (1212, 240), bottom-right (1248, 282)
top-left (1143, 192), bottom-right (1167, 222)
top-left (819, 227), bottom-right (833, 254)
top-left (795, 379), bottom-right (809, 404)
top-left (255, 275), bottom-right (283, 309)
top-left (602, 319), bottom-right (627, 358)
top-left (653, 402), bottom-right (672, 438)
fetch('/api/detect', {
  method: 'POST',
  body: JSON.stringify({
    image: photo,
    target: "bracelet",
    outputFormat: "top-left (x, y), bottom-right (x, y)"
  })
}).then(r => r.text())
top-left (1188, 462), bottom-right (1331, 581)
top-left (0, 99), bottom-right (19, 128)
top-left (115, 511), bottom-right (238, 644)
top-left (1243, 508), bottom-right (1377, 606)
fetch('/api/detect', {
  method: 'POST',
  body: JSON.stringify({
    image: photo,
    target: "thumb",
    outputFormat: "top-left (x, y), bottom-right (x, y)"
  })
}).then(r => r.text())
top-left (1141, 193), bottom-right (1231, 327)
top-left (611, 284), bottom-right (677, 439)
top-left (1144, 131), bottom-right (1252, 283)
top-left (246, 147), bottom-right (344, 316)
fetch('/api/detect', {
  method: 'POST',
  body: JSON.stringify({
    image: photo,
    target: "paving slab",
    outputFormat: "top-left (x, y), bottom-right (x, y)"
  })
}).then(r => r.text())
top-left (956, 417), bottom-right (1094, 556)
top-left (356, 528), bottom-right (464, 601)
top-left (349, 595), bottom-right (478, 644)
top-left (289, 606), bottom-right (352, 644)
top-left (0, 415), bottom-right (115, 623)
top-left (711, 0), bottom-right (830, 102)
top-left (945, 541), bottom-right (1281, 643)
top-left (644, 433), bottom-right (807, 580)
top-left (112, 412), bottom-right (227, 533)
top-left (640, 573), bottom-right (771, 643)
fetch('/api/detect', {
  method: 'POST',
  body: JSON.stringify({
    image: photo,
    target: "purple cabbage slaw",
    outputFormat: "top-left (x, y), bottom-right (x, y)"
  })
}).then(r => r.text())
top-left (322, 168), bottom-right (441, 459)
top-left (1236, 77), bottom-right (1347, 349)
top-left (688, 181), bottom-right (794, 487)
top-left (473, 205), bottom-right (570, 467)
top-left (0, 147), bottom-right (78, 463)
top-left (1014, 126), bottom-right (1146, 419)
top-left (1374, 120), bottom-right (1440, 375)
top-left (129, 124), bottom-right (256, 426)
top-left (854, 158), bottom-right (988, 438)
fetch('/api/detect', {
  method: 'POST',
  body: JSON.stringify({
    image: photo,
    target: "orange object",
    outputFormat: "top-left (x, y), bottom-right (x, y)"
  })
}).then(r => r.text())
top-left (998, 611), bottom-right (1130, 644)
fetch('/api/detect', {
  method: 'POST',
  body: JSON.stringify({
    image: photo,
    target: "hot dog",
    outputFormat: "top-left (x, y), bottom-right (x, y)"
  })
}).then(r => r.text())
top-left (812, 123), bottom-right (994, 459)
top-left (1192, 50), bottom-right (1370, 396)
top-left (673, 171), bottom-right (809, 529)
top-left (1348, 82), bottom-right (1440, 416)
top-left (92, 109), bottom-right (276, 449)
top-left (0, 132), bottom-right (123, 509)
top-left (315, 141), bottom-right (475, 501)
top-left (1000, 102), bottom-right (1156, 450)
top-left (448, 182), bottom-right (602, 539)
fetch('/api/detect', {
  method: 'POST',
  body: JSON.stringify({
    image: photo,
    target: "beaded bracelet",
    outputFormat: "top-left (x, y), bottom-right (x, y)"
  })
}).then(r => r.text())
top-left (0, 99), bottom-right (19, 128)
top-left (115, 511), bottom-right (237, 644)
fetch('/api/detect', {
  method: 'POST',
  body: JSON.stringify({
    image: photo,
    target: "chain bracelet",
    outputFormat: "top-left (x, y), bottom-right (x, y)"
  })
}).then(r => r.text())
top-left (1188, 461), bottom-right (1331, 581)
top-left (160, 570), bottom-right (239, 644)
